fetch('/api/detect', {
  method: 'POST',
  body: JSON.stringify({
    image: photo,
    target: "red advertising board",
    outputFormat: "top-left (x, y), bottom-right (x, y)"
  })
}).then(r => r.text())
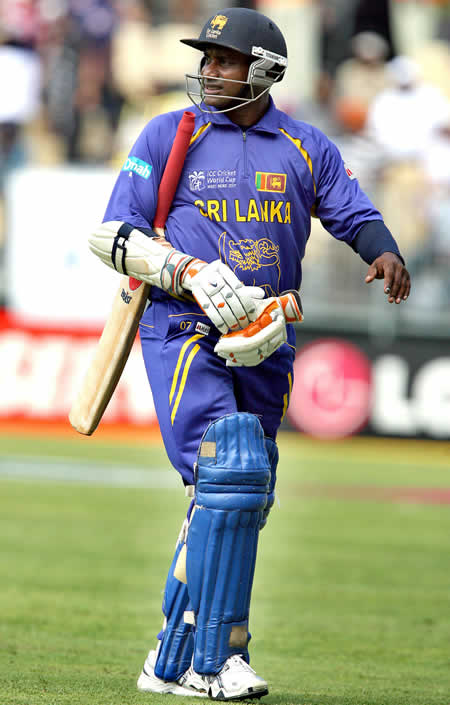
top-left (0, 310), bottom-right (158, 429)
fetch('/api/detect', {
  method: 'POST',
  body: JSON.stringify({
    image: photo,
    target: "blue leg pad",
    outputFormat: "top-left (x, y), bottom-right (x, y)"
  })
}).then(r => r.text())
top-left (154, 536), bottom-right (194, 681)
top-left (186, 413), bottom-right (270, 675)
top-left (260, 437), bottom-right (279, 529)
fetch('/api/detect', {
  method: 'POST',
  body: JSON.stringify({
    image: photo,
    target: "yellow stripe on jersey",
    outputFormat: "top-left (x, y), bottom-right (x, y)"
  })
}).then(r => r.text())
top-left (171, 343), bottom-right (201, 425)
top-left (168, 312), bottom-right (209, 318)
top-left (189, 122), bottom-right (211, 145)
top-left (281, 371), bottom-right (293, 422)
top-left (279, 128), bottom-right (316, 196)
top-left (169, 333), bottom-right (204, 405)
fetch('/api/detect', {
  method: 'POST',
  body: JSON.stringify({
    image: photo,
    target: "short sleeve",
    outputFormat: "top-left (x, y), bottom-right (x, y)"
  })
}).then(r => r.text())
top-left (103, 115), bottom-right (172, 230)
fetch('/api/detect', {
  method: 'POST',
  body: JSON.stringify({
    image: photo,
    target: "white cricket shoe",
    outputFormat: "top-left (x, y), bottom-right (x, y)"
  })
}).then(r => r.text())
top-left (206, 655), bottom-right (269, 701)
top-left (137, 649), bottom-right (207, 697)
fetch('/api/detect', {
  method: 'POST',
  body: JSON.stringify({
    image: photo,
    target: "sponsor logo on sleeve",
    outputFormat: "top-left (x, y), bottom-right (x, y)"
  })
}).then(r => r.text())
top-left (123, 156), bottom-right (153, 180)
top-left (344, 162), bottom-right (356, 180)
top-left (255, 172), bottom-right (287, 193)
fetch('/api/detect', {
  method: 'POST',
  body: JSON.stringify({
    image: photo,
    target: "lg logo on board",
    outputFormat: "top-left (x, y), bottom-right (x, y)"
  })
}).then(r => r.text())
top-left (288, 339), bottom-right (450, 439)
top-left (287, 339), bottom-right (372, 439)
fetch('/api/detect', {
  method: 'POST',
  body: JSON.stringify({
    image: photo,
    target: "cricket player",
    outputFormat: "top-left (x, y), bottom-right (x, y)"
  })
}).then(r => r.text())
top-left (89, 7), bottom-right (410, 700)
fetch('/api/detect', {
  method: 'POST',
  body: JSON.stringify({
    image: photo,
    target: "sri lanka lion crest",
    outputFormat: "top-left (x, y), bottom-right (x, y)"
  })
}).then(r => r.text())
top-left (206, 14), bottom-right (229, 39)
top-left (210, 15), bottom-right (228, 31)
top-left (218, 232), bottom-right (281, 296)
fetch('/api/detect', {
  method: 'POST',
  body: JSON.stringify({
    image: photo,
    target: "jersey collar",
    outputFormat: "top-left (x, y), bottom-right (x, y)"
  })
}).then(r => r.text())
top-left (198, 96), bottom-right (281, 135)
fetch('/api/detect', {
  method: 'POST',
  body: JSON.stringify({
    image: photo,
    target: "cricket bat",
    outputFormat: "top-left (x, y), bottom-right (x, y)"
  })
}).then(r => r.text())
top-left (69, 110), bottom-right (196, 435)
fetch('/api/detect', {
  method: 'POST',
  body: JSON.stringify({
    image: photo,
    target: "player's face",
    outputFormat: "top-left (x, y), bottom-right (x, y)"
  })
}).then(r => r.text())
top-left (200, 47), bottom-right (252, 109)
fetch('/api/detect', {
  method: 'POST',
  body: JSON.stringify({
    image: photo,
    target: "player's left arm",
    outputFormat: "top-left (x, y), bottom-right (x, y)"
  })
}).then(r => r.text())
top-left (313, 136), bottom-right (411, 304)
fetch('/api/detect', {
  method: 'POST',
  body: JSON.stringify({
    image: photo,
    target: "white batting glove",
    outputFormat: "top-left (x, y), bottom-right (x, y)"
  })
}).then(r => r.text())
top-left (182, 259), bottom-right (265, 335)
top-left (214, 290), bottom-right (303, 366)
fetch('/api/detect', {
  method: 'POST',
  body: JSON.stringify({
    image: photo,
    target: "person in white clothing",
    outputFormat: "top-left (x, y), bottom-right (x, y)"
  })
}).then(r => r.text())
top-left (366, 56), bottom-right (450, 163)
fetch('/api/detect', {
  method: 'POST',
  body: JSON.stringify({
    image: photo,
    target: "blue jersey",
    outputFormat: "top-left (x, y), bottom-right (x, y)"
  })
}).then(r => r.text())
top-left (104, 97), bottom-right (382, 299)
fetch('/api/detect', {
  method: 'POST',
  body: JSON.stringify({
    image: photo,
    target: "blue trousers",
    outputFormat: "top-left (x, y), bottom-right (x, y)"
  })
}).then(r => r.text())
top-left (139, 293), bottom-right (295, 485)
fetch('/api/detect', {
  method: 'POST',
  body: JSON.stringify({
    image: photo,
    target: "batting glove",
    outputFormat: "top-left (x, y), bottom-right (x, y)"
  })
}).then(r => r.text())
top-left (214, 290), bottom-right (303, 366)
top-left (183, 259), bottom-right (265, 335)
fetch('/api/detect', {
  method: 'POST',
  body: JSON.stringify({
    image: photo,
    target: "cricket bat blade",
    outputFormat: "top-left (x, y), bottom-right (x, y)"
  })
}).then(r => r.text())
top-left (69, 277), bottom-right (149, 435)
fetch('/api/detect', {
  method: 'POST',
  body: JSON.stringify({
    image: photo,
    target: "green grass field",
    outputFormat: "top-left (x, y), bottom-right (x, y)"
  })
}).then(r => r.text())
top-left (0, 431), bottom-right (449, 705)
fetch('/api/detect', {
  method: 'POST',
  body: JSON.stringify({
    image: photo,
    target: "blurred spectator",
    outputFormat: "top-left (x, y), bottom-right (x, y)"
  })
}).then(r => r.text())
top-left (0, 0), bottom-right (42, 302)
top-left (40, 12), bottom-right (80, 158)
top-left (149, 0), bottom-right (199, 26)
top-left (353, 0), bottom-right (394, 48)
top-left (407, 203), bottom-right (450, 313)
top-left (407, 110), bottom-right (450, 312)
top-left (365, 57), bottom-right (450, 260)
top-left (70, 1), bottom-right (122, 163)
top-left (366, 55), bottom-right (450, 162)
top-left (111, 0), bottom-right (157, 108)
top-left (295, 72), bottom-right (341, 138)
top-left (70, 0), bottom-right (116, 46)
top-left (42, 1), bottom-right (122, 163)
top-left (168, 0), bottom-right (201, 25)
top-left (333, 31), bottom-right (389, 134)
top-left (310, 0), bottom-right (394, 139)
top-left (109, 0), bottom-right (157, 164)
top-left (319, 0), bottom-right (361, 80)
top-left (412, 38), bottom-right (450, 103)
top-left (422, 110), bottom-right (450, 195)
top-left (0, 0), bottom-right (42, 185)
top-left (301, 29), bottom-right (390, 197)
top-left (332, 117), bottom-right (383, 202)
top-left (71, 39), bottom-right (123, 163)
top-left (437, 2), bottom-right (450, 43)
top-left (110, 0), bottom-right (200, 167)
top-left (0, 0), bottom-right (41, 45)
top-left (156, 22), bottom-right (200, 90)
top-left (0, 37), bottom-right (42, 184)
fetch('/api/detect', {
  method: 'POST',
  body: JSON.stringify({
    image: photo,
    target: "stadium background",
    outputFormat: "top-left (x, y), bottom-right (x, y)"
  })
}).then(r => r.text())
top-left (1, 0), bottom-right (450, 441)
top-left (0, 3), bottom-right (449, 705)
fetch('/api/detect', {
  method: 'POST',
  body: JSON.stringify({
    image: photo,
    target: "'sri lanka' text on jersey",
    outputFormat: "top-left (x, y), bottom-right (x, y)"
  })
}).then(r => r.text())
top-left (194, 198), bottom-right (292, 224)
top-left (104, 97), bottom-right (382, 297)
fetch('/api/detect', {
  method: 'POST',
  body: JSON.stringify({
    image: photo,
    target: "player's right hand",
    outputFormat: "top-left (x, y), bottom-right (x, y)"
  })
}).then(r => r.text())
top-left (214, 290), bottom-right (303, 366)
top-left (185, 260), bottom-right (265, 335)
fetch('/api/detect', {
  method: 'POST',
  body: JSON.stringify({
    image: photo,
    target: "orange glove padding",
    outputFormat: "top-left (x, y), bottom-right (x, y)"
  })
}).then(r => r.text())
top-left (214, 290), bottom-right (303, 366)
